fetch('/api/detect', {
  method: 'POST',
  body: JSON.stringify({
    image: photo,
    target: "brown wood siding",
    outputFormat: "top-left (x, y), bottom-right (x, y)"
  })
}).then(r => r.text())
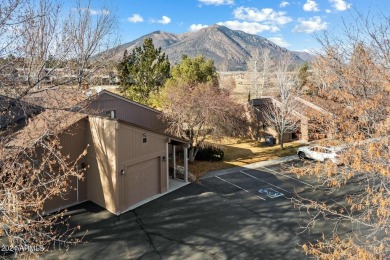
top-left (86, 117), bottom-right (118, 214)
top-left (43, 119), bottom-right (88, 212)
top-left (89, 93), bottom-right (168, 133)
top-left (117, 123), bottom-right (167, 165)
top-left (117, 122), bottom-right (168, 212)
top-left (263, 126), bottom-right (296, 144)
top-left (43, 175), bottom-right (79, 212)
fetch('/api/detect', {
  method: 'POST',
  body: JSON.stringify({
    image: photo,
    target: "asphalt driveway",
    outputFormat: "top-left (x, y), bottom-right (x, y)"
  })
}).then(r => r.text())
top-left (44, 161), bottom-right (352, 259)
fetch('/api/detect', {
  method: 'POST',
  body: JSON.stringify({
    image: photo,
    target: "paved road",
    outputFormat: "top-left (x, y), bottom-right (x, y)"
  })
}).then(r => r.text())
top-left (44, 160), bottom-right (352, 260)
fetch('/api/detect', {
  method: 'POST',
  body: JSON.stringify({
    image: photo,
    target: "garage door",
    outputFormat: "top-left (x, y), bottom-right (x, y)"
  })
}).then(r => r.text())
top-left (123, 157), bottom-right (161, 209)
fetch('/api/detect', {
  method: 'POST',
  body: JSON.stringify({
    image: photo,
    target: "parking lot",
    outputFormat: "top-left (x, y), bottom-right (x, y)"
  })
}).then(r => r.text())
top-left (201, 165), bottom-right (311, 201)
top-left (45, 160), bottom-right (352, 260)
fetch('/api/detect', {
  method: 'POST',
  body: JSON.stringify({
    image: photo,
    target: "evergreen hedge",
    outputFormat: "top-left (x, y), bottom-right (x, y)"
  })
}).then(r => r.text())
top-left (195, 145), bottom-right (224, 161)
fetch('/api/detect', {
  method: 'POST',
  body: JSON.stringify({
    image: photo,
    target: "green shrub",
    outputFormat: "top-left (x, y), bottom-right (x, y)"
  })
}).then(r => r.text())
top-left (195, 145), bottom-right (224, 161)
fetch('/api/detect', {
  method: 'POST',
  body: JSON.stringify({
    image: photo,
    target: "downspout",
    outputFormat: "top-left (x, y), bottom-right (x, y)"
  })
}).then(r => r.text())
top-left (166, 139), bottom-right (170, 191)
top-left (184, 147), bottom-right (189, 183)
top-left (173, 145), bottom-right (176, 179)
top-left (76, 165), bottom-right (79, 202)
top-left (115, 120), bottom-right (121, 216)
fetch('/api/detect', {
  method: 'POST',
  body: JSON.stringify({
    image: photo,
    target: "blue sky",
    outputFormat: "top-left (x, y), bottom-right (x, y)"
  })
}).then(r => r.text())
top-left (86, 0), bottom-right (389, 52)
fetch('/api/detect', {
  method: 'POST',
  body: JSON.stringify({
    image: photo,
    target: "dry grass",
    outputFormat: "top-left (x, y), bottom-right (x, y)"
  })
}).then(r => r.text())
top-left (188, 137), bottom-right (305, 178)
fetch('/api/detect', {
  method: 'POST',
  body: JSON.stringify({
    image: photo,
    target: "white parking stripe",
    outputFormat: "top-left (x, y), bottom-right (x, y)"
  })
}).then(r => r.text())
top-left (240, 171), bottom-right (291, 194)
top-left (215, 176), bottom-right (266, 200)
top-left (248, 167), bottom-right (313, 188)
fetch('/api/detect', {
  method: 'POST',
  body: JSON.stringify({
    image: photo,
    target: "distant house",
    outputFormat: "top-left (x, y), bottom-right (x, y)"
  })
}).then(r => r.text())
top-left (248, 97), bottom-right (308, 143)
top-left (0, 95), bottom-right (42, 131)
top-left (248, 95), bottom-right (340, 143)
top-left (5, 89), bottom-right (189, 215)
top-left (293, 96), bottom-right (341, 140)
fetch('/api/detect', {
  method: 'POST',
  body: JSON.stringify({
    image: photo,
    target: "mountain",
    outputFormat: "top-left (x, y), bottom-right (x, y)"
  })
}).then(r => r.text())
top-left (110, 25), bottom-right (314, 71)
top-left (292, 51), bottom-right (315, 62)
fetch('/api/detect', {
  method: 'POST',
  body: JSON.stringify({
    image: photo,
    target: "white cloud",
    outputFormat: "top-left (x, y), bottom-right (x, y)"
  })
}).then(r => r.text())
top-left (189, 24), bottom-right (209, 32)
top-left (268, 37), bottom-right (290, 48)
top-left (279, 1), bottom-right (289, 8)
top-left (127, 14), bottom-right (143, 23)
top-left (293, 16), bottom-right (328, 33)
top-left (325, 9), bottom-right (332, 13)
top-left (198, 0), bottom-right (234, 5)
top-left (159, 16), bottom-right (171, 24)
top-left (79, 8), bottom-right (110, 16)
top-left (303, 0), bottom-right (320, 12)
top-left (217, 21), bottom-right (279, 34)
top-left (296, 48), bottom-right (317, 54)
top-left (151, 16), bottom-right (171, 25)
top-left (233, 7), bottom-right (292, 25)
top-left (329, 0), bottom-right (351, 11)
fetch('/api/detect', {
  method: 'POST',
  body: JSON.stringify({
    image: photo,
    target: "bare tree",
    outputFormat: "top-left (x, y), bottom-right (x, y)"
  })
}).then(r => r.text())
top-left (219, 74), bottom-right (236, 92)
top-left (16, 0), bottom-right (66, 92)
top-left (64, 0), bottom-right (117, 87)
top-left (249, 48), bottom-right (273, 98)
top-left (0, 0), bottom-right (117, 257)
top-left (0, 110), bottom-right (87, 257)
top-left (1, 0), bottom-right (116, 95)
top-left (161, 81), bottom-right (247, 162)
top-left (261, 54), bottom-right (301, 149)
top-left (292, 10), bottom-right (390, 259)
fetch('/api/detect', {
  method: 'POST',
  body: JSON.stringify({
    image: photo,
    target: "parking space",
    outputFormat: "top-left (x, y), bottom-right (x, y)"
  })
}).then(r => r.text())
top-left (44, 160), bottom-right (351, 260)
top-left (200, 164), bottom-right (312, 205)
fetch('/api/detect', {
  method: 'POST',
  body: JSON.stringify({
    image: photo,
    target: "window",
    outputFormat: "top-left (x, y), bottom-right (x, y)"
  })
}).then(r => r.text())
top-left (105, 110), bottom-right (116, 119)
top-left (311, 147), bottom-right (331, 153)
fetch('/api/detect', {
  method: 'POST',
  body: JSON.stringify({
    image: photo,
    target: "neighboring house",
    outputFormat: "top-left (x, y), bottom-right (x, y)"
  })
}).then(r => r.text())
top-left (293, 96), bottom-right (339, 140)
top-left (248, 97), bottom-right (308, 143)
top-left (0, 95), bottom-right (42, 131)
top-left (5, 89), bottom-right (189, 216)
top-left (249, 95), bottom-right (340, 143)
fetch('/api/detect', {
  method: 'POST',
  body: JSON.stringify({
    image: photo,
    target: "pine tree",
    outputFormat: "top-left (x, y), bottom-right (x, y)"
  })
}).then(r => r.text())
top-left (118, 38), bottom-right (171, 105)
top-left (298, 62), bottom-right (309, 88)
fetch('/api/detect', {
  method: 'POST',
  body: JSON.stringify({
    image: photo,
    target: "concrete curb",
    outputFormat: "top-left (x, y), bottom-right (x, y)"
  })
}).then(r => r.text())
top-left (200, 155), bottom-right (298, 179)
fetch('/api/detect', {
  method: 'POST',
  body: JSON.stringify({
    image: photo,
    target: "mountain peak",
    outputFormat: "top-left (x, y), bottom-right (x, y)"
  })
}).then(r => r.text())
top-left (146, 30), bottom-right (177, 38)
top-left (201, 24), bottom-right (229, 32)
top-left (208, 24), bottom-right (223, 29)
top-left (111, 26), bottom-right (312, 70)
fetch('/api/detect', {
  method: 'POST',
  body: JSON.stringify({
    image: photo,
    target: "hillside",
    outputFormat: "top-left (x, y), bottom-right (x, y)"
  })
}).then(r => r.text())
top-left (109, 25), bottom-right (312, 71)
